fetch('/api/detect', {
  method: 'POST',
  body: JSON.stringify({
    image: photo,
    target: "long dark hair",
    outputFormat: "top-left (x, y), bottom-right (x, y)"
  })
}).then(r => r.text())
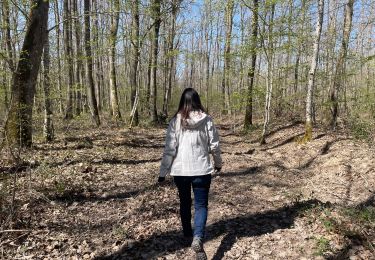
top-left (174, 88), bottom-right (206, 125)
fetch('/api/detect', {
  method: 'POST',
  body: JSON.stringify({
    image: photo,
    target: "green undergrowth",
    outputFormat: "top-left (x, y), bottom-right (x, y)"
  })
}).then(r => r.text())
top-left (343, 206), bottom-right (375, 225)
top-left (349, 119), bottom-right (374, 142)
top-left (314, 236), bottom-right (331, 256)
top-left (300, 201), bottom-right (375, 256)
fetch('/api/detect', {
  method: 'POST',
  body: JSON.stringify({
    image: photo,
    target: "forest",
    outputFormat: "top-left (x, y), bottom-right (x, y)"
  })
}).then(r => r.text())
top-left (0, 0), bottom-right (374, 259)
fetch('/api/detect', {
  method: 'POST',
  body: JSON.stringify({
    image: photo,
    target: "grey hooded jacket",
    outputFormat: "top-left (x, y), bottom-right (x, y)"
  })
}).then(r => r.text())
top-left (159, 111), bottom-right (222, 177)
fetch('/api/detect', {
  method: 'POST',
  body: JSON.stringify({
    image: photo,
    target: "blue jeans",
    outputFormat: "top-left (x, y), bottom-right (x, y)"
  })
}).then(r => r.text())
top-left (174, 174), bottom-right (211, 239)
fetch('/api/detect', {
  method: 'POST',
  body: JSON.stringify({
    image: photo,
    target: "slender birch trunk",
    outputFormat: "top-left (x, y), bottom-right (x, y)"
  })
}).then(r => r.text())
top-left (129, 0), bottom-right (140, 127)
top-left (260, 2), bottom-right (275, 145)
top-left (2, 0), bottom-right (14, 73)
top-left (43, 30), bottom-right (54, 141)
top-left (53, 0), bottom-right (63, 114)
top-left (304, 0), bottom-right (324, 141)
top-left (109, 0), bottom-right (122, 121)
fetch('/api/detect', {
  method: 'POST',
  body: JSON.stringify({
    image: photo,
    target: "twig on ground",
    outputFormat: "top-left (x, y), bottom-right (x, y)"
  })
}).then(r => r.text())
top-left (0, 229), bottom-right (30, 233)
top-left (0, 232), bottom-right (30, 247)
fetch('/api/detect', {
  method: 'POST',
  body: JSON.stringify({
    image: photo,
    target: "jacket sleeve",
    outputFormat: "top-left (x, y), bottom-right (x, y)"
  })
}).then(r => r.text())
top-left (159, 118), bottom-right (178, 177)
top-left (207, 117), bottom-right (222, 168)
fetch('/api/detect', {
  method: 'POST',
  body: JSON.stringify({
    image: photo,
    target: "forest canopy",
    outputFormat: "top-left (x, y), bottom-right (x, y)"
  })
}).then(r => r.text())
top-left (0, 0), bottom-right (374, 146)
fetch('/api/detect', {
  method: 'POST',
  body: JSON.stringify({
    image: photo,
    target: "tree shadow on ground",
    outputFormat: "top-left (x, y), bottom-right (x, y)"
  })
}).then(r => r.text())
top-left (99, 158), bottom-right (161, 165)
top-left (49, 167), bottom-right (263, 204)
top-left (220, 140), bottom-right (244, 146)
top-left (0, 161), bottom-right (39, 175)
top-left (265, 120), bottom-right (304, 138)
top-left (262, 132), bottom-right (304, 150)
top-left (298, 138), bottom-right (352, 169)
top-left (48, 157), bottom-right (161, 168)
top-left (217, 166), bottom-right (262, 178)
top-left (111, 140), bottom-right (164, 149)
top-left (221, 148), bottom-right (255, 155)
top-left (48, 180), bottom-right (174, 204)
top-left (95, 199), bottom-right (322, 260)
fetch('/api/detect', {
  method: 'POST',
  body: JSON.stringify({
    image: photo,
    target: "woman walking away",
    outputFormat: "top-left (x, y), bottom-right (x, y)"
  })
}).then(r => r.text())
top-left (158, 88), bottom-right (222, 260)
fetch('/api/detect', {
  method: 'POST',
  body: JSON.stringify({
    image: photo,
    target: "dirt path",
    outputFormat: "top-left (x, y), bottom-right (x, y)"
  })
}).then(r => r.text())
top-left (1, 121), bottom-right (374, 259)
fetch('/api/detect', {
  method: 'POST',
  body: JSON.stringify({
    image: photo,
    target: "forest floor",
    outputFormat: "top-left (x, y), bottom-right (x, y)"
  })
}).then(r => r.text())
top-left (1, 117), bottom-right (375, 260)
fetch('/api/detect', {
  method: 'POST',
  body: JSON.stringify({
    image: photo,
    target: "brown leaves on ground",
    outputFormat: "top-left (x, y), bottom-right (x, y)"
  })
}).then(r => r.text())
top-left (0, 119), bottom-right (374, 259)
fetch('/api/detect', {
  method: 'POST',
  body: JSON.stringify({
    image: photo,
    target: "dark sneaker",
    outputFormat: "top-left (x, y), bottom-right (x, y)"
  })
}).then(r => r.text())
top-left (183, 229), bottom-right (193, 238)
top-left (181, 234), bottom-right (193, 247)
top-left (191, 236), bottom-right (207, 260)
top-left (196, 252), bottom-right (207, 260)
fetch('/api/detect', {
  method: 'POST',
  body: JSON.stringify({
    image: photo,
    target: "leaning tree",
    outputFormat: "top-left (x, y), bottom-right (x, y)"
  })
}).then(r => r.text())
top-left (3, 0), bottom-right (49, 148)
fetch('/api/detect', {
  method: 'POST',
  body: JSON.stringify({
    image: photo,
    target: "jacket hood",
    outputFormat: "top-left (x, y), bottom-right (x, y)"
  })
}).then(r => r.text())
top-left (176, 111), bottom-right (208, 130)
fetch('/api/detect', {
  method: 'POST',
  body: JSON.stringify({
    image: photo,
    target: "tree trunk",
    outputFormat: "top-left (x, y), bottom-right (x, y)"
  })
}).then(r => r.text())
top-left (292, 0), bottom-right (307, 115)
top-left (162, 0), bottom-right (179, 117)
top-left (146, 29), bottom-right (153, 114)
top-left (73, 0), bottom-right (82, 116)
top-left (92, 0), bottom-right (102, 111)
top-left (109, 0), bottom-right (122, 122)
top-left (1, 65), bottom-right (9, 112)
top-left (150, 0), bottom-right (161, 122)
top-left (189, 34), bottom-right (195, 88)
top-left (4, 0), bottom-right (49, 147)
top-left (260, 2), bottom-right (275, 145)
top-left (84, 0), bottom-right (100, 126)
top-left (325, 0), bottom-right (337, 112)
top-left (204, 0), bottom-right (212, 111)
top-left (2, 0), bottom-right (15, 73)
top-left (329, 0), bottom-right (354, 129)
top-left (129, 0), bottom-right (140, 127)
top-left (304, 0), bottom-right (324, 141)
top-left (244, 0), bottom-right (259, 129)
top-left (222, 0), bottom-right (234, 115)
top-left (53, 0), bottom-right (63, 114)
top-left (43, 30), bottom-right (54, 142)
top-left (64, 0), bottom-right (74, 120)
top-left (1, 36), bottom-right (9, 110)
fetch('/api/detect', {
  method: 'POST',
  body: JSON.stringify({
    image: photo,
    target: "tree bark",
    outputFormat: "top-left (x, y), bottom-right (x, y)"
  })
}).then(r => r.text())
top-left (92, 0), bottom-right (102, 111)
top-left (204, 0), bottom-right (213, 110)
top-left (73, 0), bottom-right (83, 116)
top-left (244, 0), bottom-right (259, 129)
top-left (109, 0), bottom-right (122, 122)
top-left (84, 0), bottom-right (100, 126)
top-left (304, 0), bottom-right (324, 141)
top-left (53, 0), bottom-right (63, 114)
top-left (162, 0), bottom-right (179, 117)
top-left (329, 0), bottom-right (354, 129)
top-left (2, 0), bottom-right (15, 73)
top-left (4, 0), bottom-right (49, 147)
top-left (150, 0), bottom-right (161, 122)
top-left (146, 29), bottom-right (153, 114)
top-left (222, 0), bottom-right (234, 115)
top-left (292, 0), bottom-right (307, 114)
top-left (129, 0), bottom-right (140, 127)
top-left (43, 30), bottom-right (54, 142)
top-left (260, 2), bottom-right (275, 145)
top-left (63, 0), bottom-right (74, 120)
